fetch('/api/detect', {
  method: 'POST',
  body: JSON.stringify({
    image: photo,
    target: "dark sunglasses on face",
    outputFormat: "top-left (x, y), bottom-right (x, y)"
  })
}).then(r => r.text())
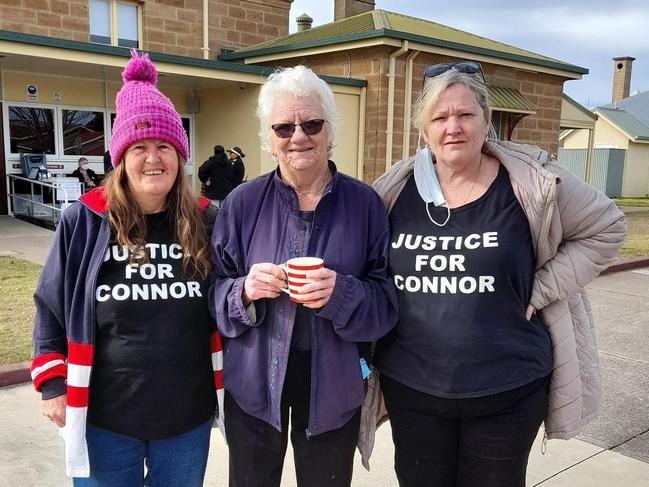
top-left (271, 119), bottom-right (326, 138)
top-left (423, 61), bottom-right (486, 85)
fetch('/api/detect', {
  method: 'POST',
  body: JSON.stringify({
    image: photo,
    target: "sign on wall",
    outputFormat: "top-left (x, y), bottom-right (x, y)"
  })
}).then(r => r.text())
top-left (26, 84), bottom-right (38, 102)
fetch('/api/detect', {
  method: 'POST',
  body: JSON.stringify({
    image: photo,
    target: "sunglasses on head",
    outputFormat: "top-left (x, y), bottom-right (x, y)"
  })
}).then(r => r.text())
top-left (423, 61), bottom-right (486, 85)
top-left (271, 119), bottom-right (325, 138)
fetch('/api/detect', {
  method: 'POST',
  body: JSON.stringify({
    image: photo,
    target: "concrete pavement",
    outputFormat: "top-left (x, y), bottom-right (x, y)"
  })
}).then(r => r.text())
top-left (0, 216), bottom-right (53, 265)
top-left (1, 214), bottom-right (648, 485)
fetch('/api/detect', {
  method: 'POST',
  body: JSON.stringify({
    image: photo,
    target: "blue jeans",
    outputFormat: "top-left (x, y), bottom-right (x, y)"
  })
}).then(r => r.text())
top-left (73, 417), bottom-right (213, 487)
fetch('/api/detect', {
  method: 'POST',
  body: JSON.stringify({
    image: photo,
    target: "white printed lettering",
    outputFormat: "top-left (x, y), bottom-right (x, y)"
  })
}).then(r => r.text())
top-left (169, 244), bottom-right (183, 259)
top-left (484, 232), bottom-right (499, 248)
top-left (140, 264), bottom-right (157, 280)
top-left (158, 263), bottom-right (174, 279)
top-left (187, 281), bottom-right (202, 297)
top-left (151, 283), bottom-right (168, 300)
top-left (479, 276), bottom-right (495, 292)
top-left (96, 285), bottom-right (110, 301)
top-left (169, 282), bottom-right (187, 299)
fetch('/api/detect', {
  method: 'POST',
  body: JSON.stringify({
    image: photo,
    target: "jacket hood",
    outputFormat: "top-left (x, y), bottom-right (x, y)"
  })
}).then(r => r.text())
top-left (210, 153), bottom-right (230, 166)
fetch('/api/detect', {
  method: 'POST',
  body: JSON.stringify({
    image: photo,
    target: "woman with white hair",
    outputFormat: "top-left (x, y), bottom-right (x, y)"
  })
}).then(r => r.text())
top-left (209, 65), bottom-right (398, 487)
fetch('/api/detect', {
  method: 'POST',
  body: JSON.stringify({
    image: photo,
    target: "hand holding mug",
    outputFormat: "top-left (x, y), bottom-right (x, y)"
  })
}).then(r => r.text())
top-left (296, 266), bottom-right (337, 309)
top-left (243, 262), bottom-right (288, 305)
top-left (283, 257), bottom-right (336, 309)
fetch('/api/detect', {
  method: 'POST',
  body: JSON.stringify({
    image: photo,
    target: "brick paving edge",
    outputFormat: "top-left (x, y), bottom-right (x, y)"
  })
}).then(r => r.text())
top-left (601, 256), bottom-right (649, 275)
top-left (0, 361), bottom-right (31, 388)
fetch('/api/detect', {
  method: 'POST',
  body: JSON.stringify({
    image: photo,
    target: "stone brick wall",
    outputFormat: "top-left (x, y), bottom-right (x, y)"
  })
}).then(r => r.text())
top-left (333, 0), bottom-right (375, 22)
top-left (487, 66), bottom-right (564, 157)
top-left (0, 0), bottom-right (89, 42)
top-left (146, 0), bottom-right (292, 57)
top-left (257, 49), bottom-right (567, 183)
top-left (211, 0), bottom-right (290, 55)
top-left (276, 47), bottom-right (395, 182)
top-left (0, 0), bottom-right (291, 58)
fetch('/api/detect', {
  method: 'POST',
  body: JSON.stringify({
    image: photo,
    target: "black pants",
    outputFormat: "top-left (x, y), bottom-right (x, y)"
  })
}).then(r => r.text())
top-left (381, 374), bottom-right (550, 487)
top-left (225, 350), bottom-right (360, 487)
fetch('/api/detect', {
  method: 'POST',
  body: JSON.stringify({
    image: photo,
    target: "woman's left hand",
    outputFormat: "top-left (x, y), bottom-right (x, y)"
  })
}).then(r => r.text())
top-left (297, 267), bottom-right (337, 309)
top-left (526, 304), bottom-right (536, 320)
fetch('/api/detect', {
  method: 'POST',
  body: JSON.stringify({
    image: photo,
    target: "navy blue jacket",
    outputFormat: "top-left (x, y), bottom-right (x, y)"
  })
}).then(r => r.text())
top-left (209, 162), bottom-right (399, 436)
top-left (31, 188), bottom-right (222, 477)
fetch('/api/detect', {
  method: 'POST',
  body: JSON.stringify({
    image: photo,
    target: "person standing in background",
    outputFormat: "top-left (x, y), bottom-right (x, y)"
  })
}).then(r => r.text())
top-left (71, 157), bottom-right (100, 191)
top-left (227, 146), bottom-right (246, 187)
top-left (103, 150), bottom-right (113, 176)
top-left (198, 144), bottom-right (234, 207)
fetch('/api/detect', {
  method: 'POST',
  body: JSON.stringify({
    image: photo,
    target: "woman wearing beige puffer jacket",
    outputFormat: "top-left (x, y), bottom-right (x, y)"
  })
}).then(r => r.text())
top-left (358, 60), bottom-right (626, 487)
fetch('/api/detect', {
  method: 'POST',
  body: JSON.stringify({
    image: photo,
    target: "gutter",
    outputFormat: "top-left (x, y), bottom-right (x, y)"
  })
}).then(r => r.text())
top-left (402, 49), bottom-right (420, 160)
top-left (202, 0), bottom-right (210, 59)
top-left (385, 40), bottom-right (409, 171)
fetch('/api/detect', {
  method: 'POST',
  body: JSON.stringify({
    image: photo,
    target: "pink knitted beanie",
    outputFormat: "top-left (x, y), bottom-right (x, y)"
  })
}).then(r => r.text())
top-left (109, 50), bottom-right (189, 167)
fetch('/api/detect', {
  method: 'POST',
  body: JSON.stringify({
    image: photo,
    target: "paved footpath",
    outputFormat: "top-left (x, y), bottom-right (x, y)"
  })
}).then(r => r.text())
top-left (1, 216), bottom-right (648, 485)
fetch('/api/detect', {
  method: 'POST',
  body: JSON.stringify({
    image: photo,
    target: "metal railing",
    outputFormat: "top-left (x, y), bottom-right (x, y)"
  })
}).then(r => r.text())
top-left (7, 174), bottom-right (77, 227)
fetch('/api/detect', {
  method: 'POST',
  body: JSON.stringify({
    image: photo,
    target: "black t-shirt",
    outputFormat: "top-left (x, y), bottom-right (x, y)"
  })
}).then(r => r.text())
top-left (289, 210), bottom-right (316, 352)
top-left (375, 164), bottom-right (552, 398)
top-left (89, 211), bottom-right (216, 439)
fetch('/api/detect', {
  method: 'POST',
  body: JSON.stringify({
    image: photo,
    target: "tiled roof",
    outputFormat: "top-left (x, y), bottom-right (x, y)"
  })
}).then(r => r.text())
top-left (221, 10), bottom-right (586, 75)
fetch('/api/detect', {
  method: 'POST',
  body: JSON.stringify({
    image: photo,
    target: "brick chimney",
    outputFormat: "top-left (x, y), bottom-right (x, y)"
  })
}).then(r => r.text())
top-left (612, 56), bottom-right (635, 103)
top-left (334, 0), bottom-right (375, 21)
top-left (296, 13), bottom-right (313, 32)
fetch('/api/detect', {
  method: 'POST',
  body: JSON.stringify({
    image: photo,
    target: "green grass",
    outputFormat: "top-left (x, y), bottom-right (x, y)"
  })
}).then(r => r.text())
top-left (0, 209), bottom-right (647, 366)
top-left (614, 197), bottom-right (649, 207)
top-left (620, 210), bottom-right (649, 258)
top-left (0, 257), bottom-right (42, 365)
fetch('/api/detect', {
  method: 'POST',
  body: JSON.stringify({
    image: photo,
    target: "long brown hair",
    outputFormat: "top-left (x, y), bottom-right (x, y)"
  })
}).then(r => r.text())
top-left (103, 159), bottom-right (212, 280)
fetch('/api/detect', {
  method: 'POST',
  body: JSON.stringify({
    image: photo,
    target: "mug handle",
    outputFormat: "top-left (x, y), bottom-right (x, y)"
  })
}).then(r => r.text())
top-left (278, 263), bottom-right (289, 293)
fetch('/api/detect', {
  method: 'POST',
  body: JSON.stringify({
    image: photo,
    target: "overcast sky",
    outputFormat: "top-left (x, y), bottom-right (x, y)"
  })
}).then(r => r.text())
top-left (289, 0), bottom-right (649, 109)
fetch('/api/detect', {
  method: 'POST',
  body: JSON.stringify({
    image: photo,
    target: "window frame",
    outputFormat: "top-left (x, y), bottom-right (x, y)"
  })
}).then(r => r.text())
top-left (4, 103), bottom-right (59, 158)
top-left (59, 106), bottom-right (107, 158)
top-left (89, 0), bottom-right (142, 49)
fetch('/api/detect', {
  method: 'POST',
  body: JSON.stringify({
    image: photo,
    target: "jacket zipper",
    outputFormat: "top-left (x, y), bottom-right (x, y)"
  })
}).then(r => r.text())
top-left (85, 219), bottom-right (111, 410)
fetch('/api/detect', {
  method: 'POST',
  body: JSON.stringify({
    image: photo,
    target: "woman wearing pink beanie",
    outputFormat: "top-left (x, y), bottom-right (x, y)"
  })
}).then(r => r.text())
top-left (32, 50), bottom-right (224, 485)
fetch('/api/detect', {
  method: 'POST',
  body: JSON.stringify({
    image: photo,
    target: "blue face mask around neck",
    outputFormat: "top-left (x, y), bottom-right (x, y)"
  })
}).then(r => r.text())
top-left (413, 137), bottom-right (450, 226)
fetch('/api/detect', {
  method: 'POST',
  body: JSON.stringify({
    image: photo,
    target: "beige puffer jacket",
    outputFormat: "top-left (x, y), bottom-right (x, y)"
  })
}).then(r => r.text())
top-left (358, 140), bottom-right (627, 469)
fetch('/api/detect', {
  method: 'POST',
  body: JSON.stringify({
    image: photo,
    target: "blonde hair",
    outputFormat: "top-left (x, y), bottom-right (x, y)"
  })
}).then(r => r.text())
top-left (412, 68), bottom-right (494, 140)
top-left (103, 159), bottom-right (212, 280)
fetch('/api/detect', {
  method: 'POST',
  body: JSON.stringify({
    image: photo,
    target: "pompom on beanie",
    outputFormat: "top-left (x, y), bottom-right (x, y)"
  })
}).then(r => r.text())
top-left (109, 49), bottom-right (189, 167)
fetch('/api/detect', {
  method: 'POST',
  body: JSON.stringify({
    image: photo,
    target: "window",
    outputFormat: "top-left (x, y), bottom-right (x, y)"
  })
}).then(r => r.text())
top-left (62, 110), bottom-right (105, 156)
top-left (8, 106), bottom-right (56, 154)
top-left (90, 0), bottom-right (140, 48)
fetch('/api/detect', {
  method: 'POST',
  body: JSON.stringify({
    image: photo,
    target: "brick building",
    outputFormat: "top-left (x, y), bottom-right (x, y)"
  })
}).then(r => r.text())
top-left (0, 0), bottom-right (366, 216)
top-left (0, 0), bottom-right (587, 216)
top-left (0, 0), bottom-right (292, 58)
top-left (221, 2), bottom-right (587, 182)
